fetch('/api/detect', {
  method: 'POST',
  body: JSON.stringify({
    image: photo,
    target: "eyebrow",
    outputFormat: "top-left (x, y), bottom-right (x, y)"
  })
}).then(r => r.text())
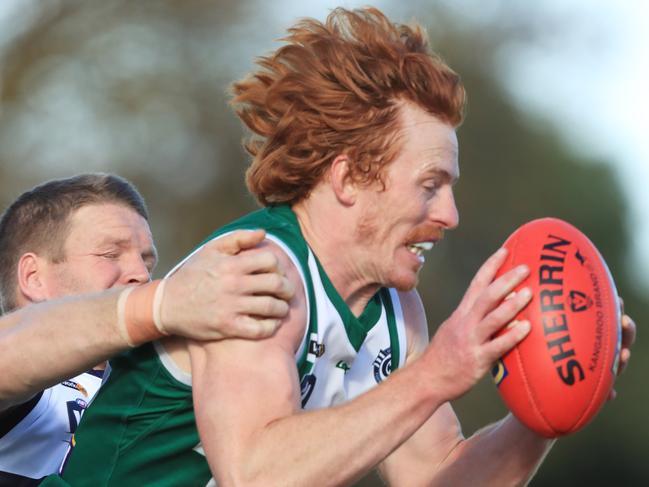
top-left (422, 168), bottom-right (459, 186)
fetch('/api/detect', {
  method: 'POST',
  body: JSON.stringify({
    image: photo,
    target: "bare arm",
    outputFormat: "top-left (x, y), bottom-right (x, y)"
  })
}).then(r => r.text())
top-left (379, 291), bottom-right (554, 487)
top-left (429, 415), bottom-right (554, 487)
top-left (189, 304), bottom-right (450, 486)
top-left (0, 230), bottom-right (292, 410)
top-left (0, 288), bottom-right (125, 409)
top-left (379, 264), bottom-right (641, 486)
top-left (191, 246), bottom-right (534, 486)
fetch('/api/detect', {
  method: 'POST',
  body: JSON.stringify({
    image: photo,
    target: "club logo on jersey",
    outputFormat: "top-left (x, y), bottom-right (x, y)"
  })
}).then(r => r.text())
top-left (61, 379), bottom-right (89, 397)
top-left (373, 347), bottom-right (392, 383)
top-left (300, 374), bottom-right (317, 407)
top-left (491, 359), bottom-right (508, 387)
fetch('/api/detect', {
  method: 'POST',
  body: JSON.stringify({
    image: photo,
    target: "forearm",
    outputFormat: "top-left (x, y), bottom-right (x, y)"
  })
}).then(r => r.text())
top-left (0, 290), bottom-right (126, 409)
top-left (194, 350), bottom-right (447, 487)
top-left (433, 414), bottom-right (555, 487)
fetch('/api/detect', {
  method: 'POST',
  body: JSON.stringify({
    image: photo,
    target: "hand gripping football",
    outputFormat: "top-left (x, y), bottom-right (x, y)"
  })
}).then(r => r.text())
top-left (492, 218), bottom-right (622, 437)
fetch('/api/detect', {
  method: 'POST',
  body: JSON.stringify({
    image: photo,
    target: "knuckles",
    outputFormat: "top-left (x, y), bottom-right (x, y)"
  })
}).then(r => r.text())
top-left (268, 274), bottom-right (285, 294)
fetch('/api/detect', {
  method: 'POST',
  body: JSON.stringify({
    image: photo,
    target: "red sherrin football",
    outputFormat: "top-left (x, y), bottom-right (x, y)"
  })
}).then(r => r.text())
top-left (492, 218), bottom-right (622, 438)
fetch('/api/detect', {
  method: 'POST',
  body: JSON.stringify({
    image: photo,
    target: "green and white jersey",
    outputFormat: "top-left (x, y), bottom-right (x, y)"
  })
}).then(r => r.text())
top-left (50, 205), bottom-right (406, 486)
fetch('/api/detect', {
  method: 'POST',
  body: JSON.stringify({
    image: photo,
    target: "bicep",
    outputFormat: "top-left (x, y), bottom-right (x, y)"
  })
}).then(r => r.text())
top-left (188, 238), bottom-right (308, 478)
top-left (189, 336), bottom-right (302, 474)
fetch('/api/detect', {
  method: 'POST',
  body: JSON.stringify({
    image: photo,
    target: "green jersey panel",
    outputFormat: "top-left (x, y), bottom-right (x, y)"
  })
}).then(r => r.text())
top-left (51, 205), bottom-right (407, 486)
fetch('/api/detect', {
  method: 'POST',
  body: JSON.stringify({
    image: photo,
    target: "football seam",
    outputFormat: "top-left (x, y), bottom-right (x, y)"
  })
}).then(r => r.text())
top-left (509, 229), bottom-right (554, 437)
top-left (514, 343), bottom-right (555, 436)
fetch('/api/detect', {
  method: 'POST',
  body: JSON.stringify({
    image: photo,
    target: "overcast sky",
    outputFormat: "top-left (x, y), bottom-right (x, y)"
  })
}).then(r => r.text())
top-left (500, 0), bottom-right (649, 291)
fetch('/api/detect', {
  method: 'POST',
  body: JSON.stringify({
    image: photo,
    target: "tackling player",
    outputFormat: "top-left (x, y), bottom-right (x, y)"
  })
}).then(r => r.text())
top-left (0, 174), bottom-right (292, 484)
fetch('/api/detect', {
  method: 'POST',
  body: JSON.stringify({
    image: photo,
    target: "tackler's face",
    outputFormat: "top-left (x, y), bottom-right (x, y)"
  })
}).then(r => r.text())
top-left (41, 202), bottom-right (157, 298)
top-left (354, 102), bottom-right (460, 291)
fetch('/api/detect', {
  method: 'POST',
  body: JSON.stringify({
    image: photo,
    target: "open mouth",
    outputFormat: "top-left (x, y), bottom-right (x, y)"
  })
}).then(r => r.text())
top-left (406, 241), bottom-right (435, 258)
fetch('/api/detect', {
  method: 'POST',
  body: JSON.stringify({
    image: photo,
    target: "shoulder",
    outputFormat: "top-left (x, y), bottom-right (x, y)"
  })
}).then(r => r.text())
top-left (395, 289), bottom-right (429, 361)
top-left (254, 238), bottom-right (309, 354)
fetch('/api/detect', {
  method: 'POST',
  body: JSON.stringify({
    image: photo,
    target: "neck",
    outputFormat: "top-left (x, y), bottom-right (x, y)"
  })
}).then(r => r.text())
top-left (292, 201), bottom-right (380, 316)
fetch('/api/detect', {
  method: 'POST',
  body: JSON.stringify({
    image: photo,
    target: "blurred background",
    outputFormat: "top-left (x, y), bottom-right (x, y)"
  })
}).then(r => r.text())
top-left (0, 0), bottom-right (646, 484)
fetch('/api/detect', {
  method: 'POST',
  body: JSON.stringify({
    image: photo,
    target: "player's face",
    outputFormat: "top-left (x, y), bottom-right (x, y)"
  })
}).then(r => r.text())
top-left (41, 202), bottom-right (157, 298)
top-left (354, 103), bottom-right (459, 290)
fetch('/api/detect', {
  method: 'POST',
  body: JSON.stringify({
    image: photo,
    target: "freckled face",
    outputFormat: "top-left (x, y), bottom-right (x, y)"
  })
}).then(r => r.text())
top-left (354, 103), bottom-right (460, 290)
top-left (41, 203), bottom-right (157, 298)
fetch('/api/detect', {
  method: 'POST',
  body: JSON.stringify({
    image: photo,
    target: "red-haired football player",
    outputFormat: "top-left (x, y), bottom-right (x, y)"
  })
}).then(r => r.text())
top-left (50, 8), bottom-right (635, 487)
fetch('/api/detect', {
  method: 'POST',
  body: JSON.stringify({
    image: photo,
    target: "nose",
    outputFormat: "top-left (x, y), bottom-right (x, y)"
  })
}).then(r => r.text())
top-left (431, 186), bottom-right (459, 230)
top-left (120, 253), bottom-right (151, 286)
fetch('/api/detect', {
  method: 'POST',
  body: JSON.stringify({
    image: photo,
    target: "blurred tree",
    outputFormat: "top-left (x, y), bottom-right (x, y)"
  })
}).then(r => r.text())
top-left (0, 1), bottom-right (646, 485)
top-left (411, 8), bottom-right (649, 487)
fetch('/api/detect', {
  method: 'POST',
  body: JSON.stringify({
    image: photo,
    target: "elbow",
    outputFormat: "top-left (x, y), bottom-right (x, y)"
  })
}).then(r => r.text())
top-left (208, 451), bottom-right (278, 487)
top-left (0, 389), bottom-right (40, 413)
top-left (210, 449), bottom-right (307, 487)
top-left (213, 469), bottom-right (276, 487)
top-left (0, 374), bottom-right (41, 411)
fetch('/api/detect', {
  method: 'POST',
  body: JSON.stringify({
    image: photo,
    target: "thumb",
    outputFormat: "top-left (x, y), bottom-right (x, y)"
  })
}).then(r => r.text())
top-left (209, 229), bottom-right (266, 255)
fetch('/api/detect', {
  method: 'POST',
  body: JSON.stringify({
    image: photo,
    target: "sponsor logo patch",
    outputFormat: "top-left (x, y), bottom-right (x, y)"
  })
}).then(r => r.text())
top-left (61, 380), bottom-right (88, 397)
top-left (306, 333), bottom-right (324, 363)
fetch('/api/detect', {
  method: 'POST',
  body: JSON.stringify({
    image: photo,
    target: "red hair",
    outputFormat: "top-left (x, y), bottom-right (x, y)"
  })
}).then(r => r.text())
top-left (231, 7), bottom-right (466, 206)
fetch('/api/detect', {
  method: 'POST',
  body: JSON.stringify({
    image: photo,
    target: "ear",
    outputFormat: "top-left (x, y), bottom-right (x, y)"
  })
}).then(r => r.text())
top-left (17, 253), bottom-right (51, 305)
top-left (329, 154), bottom-right (357, 206)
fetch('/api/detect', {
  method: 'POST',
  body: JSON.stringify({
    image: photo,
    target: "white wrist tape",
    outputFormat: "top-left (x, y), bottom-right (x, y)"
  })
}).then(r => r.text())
top-left (117, 279), bottom-right (168, 347)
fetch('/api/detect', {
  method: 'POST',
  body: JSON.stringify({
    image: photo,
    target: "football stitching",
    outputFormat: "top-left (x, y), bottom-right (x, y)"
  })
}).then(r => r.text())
top-left (512, 229), bottom-right (555, 436)
top-left (516, 325), bottom-right (555, 436)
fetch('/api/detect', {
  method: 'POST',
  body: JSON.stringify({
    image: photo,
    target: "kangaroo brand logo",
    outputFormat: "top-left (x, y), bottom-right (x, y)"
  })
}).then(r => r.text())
top-left (568, 290), bottom-right (593, 312)
top-left (373, 348), bottom-right (392, 383)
